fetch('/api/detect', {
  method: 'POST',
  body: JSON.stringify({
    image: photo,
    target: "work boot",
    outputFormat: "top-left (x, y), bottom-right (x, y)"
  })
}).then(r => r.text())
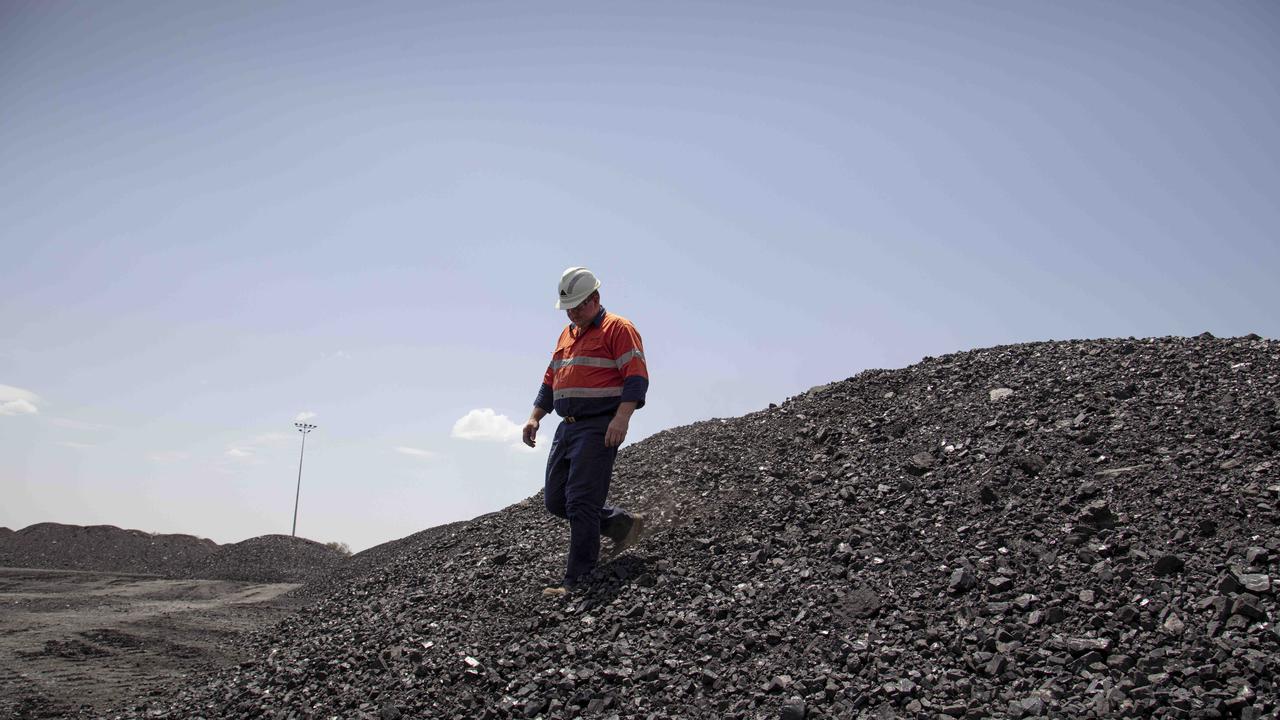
top-left (541, 579), bottom-right (580, 597)
top-left (611, 513), bottom-right (647, 555)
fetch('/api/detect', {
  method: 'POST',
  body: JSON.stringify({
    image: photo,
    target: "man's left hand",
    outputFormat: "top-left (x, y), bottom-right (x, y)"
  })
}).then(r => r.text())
top-left (605, 416), bottom-right (629, 447)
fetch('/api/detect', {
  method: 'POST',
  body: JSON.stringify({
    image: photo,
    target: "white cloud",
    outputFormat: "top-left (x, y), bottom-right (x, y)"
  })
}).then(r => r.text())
top-left (147, 451), bottom-right (189, 463)
top-left (1, 398), bottom-right (38, 416)
top-left (295, 411), bottom-right (317, 422)
top-left (0, 384), bottom-right (38, 403)
top-left (395, 446), bottom-right (439, 460)
top-left (451, 408), bottom-right (522, 443)
top-left (226, 447), bottom-right (254, 458)
top-left (0, 384), bottom-right (40, 416)
top-left (58, 441), bottom-right (94, 450)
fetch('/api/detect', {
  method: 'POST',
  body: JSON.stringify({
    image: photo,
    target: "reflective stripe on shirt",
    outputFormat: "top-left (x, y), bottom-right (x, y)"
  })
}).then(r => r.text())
top-left (553, 386), bottom-right (624, 400)
top-left (614, 349), bottom-right (644, 368)
top-left (550, 356), bottom-right (617, 370)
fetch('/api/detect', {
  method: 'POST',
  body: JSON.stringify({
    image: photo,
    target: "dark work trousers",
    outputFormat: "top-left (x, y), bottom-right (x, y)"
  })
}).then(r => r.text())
top-left (544, 414), bottom-right (630, 585)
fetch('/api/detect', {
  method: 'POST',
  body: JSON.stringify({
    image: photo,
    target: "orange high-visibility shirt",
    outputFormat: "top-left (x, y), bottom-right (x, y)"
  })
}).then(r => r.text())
top-left (535, 309), bottom-right (648, 418)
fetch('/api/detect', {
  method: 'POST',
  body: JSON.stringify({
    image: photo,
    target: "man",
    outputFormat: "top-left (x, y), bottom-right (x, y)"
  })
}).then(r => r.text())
top-left (523, 267), bottom-right (648, 597)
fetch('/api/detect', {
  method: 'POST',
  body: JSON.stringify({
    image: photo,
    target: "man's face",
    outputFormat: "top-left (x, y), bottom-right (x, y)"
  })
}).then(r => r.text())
top-left (566, 295), bottom-right (599, 330)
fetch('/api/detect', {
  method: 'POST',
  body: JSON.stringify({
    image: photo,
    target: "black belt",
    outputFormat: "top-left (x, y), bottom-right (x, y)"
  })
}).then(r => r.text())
top-left (563, 413), bottom-right (609, 424)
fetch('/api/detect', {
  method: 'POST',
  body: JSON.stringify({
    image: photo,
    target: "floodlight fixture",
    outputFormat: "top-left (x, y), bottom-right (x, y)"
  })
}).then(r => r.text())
top-left (292, 422), bottom-right (317, 537)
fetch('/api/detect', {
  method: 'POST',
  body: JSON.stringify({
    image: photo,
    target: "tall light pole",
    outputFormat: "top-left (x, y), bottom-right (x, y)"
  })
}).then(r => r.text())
top-left (292, 422), bottom-right (316, 537)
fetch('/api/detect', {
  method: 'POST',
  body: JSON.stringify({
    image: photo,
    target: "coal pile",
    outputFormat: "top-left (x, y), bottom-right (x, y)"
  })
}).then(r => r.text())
top-left (0, 524), bottom-right (346, 584)
top-left (185, 535), bottom-right (347, 584)
top-left (129, 336), bottom-right (1278, 720)
top-left (0, 523), bottom-right (218, 576)
top-left (292, 520), bottom-right (470, 600)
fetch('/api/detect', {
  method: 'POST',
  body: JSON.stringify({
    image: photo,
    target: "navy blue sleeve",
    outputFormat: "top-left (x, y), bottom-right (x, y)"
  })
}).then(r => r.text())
top-left (534, 382), bottom-right (554, 414)
top-left (621, 375), bottom-right (648, 409)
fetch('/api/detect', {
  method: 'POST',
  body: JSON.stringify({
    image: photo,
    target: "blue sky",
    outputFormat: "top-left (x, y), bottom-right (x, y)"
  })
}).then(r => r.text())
top-left (2, 1), bottom-right (1277, 552)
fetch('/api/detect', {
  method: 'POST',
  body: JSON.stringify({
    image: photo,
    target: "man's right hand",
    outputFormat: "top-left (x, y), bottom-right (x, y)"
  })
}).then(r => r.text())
top-left (522, 418), bottom-right (540, 447)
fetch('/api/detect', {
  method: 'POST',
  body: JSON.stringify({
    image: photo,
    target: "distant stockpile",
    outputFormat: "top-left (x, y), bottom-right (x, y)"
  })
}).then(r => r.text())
top-left (184, 534), bottom-right (347, 584)
top-left (0, 523), bottom-right (218, 576)
top-left (0, 524), bottom-right (345, 584)
top-left (117, 335), bottom-right (1280, 718)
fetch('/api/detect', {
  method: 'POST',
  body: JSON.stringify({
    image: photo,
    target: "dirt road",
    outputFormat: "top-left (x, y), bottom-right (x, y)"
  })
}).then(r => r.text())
top-left (0, 566), bottom-right (307, 719)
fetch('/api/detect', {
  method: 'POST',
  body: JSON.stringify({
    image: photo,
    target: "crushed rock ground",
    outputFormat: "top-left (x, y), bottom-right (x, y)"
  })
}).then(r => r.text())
top-left (46, 336), bottom-right (1280, 718)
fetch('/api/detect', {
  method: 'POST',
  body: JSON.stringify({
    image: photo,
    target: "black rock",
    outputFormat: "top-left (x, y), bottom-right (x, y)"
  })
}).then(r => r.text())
top-left (1152, 554), bottom-right (1185, 576)
top-left (949, 568), bottom-right (977, 594)
top-left (1114, 605), bottom-right (1140, 625)
top-left (1017, 696), bottom-right (1046, 717)
top-left (838, 585), bottom-right (883, 619)
top-left (1078, 501), bottom-right (1117, 530)
top-left (1016, 454), bottom-right (1047, 476)
top-left (780, 697), bottom-right (806, 720)
top-left (1231, 595), bottom-right (1266, 622)
top-left (1232, 569), bottom-right (1272, 594)
top-left (986, 576), bottom-right (1014, 593)
top-left (1218, 572), bottom-right (1245, 595)
top-left (763, 675), bottom-right (793, 693)
top-left (1065, 637), bottom-right (1111, 655)
top-left (906, 452), bottom-right (936, 476)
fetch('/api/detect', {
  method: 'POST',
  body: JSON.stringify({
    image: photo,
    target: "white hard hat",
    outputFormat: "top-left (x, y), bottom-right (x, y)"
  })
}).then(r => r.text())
top-left (555, 267), bottom-right (601, 309)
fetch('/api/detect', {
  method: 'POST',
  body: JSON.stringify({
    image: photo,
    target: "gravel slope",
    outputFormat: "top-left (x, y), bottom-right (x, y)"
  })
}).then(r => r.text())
top-left (122, 336), bottom-right (1278, 719)
top-left (291, 521), bottom-right (472, 600)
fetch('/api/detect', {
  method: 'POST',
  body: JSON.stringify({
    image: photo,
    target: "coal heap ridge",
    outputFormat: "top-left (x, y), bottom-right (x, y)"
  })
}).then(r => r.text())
top-left (0, 522), bottom-right (219, 577)
top-left (184, 534), bottom-right (348, 584)
top-left (131, 336), bottom-right (1278, 720)
top-left (0, 524), bottom-right (345, 584)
